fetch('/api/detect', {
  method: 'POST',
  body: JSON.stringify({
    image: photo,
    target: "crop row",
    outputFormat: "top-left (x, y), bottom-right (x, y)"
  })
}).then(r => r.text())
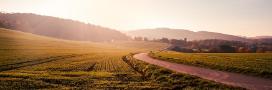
top-left (12, 53), bottom-right (135, 73)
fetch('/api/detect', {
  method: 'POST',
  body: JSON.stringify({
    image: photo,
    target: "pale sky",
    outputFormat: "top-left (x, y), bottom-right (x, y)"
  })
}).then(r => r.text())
top-left (0, 0), bottom-right (272, 37)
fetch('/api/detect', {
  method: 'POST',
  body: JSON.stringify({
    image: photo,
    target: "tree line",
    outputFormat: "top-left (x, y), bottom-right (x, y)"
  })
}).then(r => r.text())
top-left (133, 36), bottom-right (272, 53)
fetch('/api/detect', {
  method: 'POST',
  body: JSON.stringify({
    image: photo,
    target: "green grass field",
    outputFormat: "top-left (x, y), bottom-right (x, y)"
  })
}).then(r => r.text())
top-left (0, 28), bottom-right (243, 89)
top-left (150, 51), bottom-right (272, 79)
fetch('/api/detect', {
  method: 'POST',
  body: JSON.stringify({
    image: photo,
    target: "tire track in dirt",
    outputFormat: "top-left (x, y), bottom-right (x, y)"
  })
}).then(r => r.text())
top-left (0, 54), bottom-right (87, 72)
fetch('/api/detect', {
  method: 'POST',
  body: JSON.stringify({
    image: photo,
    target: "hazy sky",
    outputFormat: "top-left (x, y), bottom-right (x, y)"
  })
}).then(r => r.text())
top-left (0, 0), bottom-right (272, 36)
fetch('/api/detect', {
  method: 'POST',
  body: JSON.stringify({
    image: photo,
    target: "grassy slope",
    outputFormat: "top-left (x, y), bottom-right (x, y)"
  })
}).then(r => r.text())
top-left (150, 51), bottom-right (272, 79)
top-left (0, 28), bottom-right (166, 65)
top-left (0, 28), bottom-right (169, 89)
top-left (0, 28), bottom-right (242, 89)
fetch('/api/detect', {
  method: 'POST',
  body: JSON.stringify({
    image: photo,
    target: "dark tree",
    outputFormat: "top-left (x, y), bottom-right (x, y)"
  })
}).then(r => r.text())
top-left (160, 38), bottom-right (169, 43)
top-left (219, 44), bottom-right (236, 53)
top-left (134, 37), bottom-right (143, 41)
top-left (143, 37), bottom-right (149, 41)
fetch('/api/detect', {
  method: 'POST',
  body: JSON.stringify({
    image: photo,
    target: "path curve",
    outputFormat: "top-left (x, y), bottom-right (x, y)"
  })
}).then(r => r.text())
top-left (134, 53), bottom-right (272, 90)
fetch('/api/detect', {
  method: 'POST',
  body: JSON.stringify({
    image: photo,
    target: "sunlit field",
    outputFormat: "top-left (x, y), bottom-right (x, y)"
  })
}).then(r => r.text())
top-left (0, 28), bottom-right (244, 89)
top-left (0, 0), bottom-right (271, 89)
top-left (0, 28), bottom-right (164, 89)
top-left (150, 51), bottom-right (272, 79)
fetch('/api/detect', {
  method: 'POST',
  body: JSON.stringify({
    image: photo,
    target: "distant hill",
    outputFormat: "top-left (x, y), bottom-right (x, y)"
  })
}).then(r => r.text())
top-left (0, 13), bottom-right (129, 42)
top-left (127, 28), bottom-right (248, 41)
top-left (249, 36), bottom-right (272, 39)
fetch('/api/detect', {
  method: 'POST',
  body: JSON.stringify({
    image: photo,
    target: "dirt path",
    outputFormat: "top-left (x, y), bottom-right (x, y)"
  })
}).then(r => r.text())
top-left (134, 53), bottom-right (272, 90)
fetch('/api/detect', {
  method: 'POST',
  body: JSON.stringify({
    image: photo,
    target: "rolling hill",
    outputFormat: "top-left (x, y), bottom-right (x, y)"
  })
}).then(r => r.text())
top-left (0, 28), bottom-right (239, 89)
top-left (249, 36), bottom-right (272, 39)
top-left (0, 27), bottom-right (168, 67)
top-left (0, 13), bottom-right (129, 42)
top-left (127, 28), bottom-right (248, 41)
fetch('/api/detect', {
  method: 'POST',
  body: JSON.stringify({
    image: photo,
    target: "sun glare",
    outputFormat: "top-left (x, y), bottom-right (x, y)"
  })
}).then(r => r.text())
top-left (0, 0), bottom-right (272, 90)
top-left (36, 0), bottom-right (75, 18)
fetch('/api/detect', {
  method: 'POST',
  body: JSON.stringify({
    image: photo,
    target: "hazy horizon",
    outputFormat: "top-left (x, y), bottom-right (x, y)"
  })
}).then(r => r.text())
top-left (1, 0), bottom-right (272, 37)
top-left (0, 1), bottom-right (272, 89)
